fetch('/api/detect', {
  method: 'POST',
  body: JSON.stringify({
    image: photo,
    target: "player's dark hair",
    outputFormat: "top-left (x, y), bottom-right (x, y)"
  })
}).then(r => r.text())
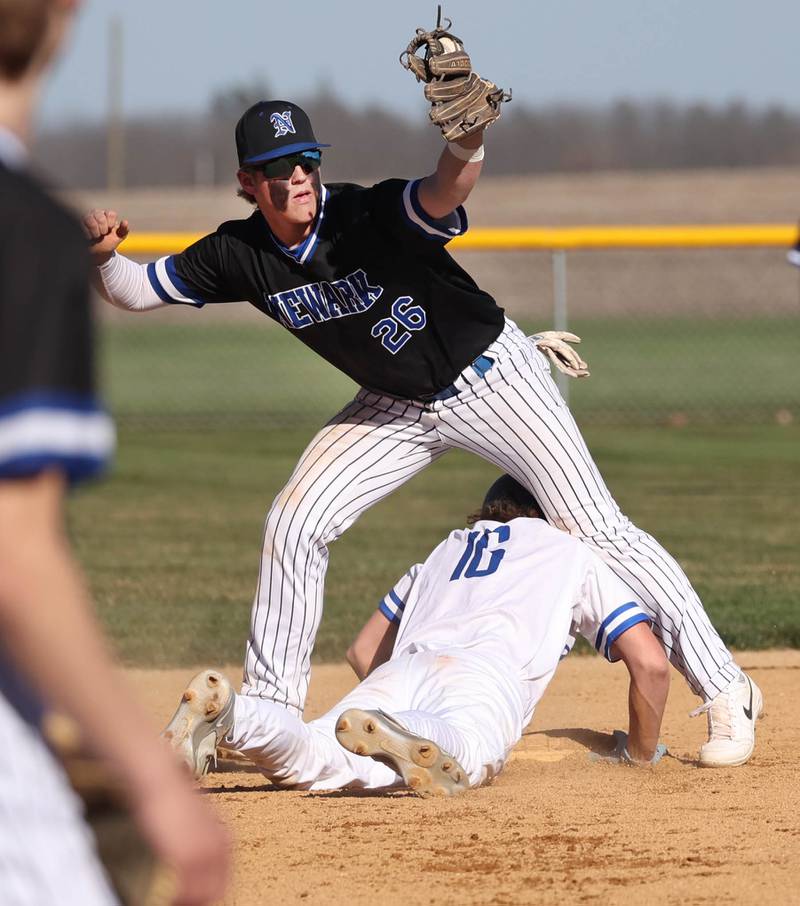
top-left (236, 177), bottom-right (258, 205)
top-left (467, 497), bottom-right (543, 526)
top-left (468, 474), bottom-right (545, 525)
top-left (236, 187), bottom-right (257, 205)
top-left (236, 169), bottom-right (258, 206)
top-left (0, 0), bottom-right (52, 81)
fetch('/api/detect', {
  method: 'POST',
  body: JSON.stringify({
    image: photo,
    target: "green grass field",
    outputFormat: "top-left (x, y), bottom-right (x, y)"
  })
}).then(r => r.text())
top-left (569, 315), bottom-right (799, 421)
top-left (67, 422), bottom-right (800, 668)
top-left (99, 315), bottom-right (799, 426)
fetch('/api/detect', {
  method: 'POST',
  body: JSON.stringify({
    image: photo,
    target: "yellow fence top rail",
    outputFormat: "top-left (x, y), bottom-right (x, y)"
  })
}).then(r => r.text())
top-left (120, 223), bottom-right (798, 256)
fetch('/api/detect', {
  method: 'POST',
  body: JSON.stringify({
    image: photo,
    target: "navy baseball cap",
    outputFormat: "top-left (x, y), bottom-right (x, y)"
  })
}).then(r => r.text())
top-left (235, 100), bottom-right (331, 167)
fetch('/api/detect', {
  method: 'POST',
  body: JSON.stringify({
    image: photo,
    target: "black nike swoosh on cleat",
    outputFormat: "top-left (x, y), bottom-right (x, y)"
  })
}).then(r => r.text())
top-left (743, 679), bottom-right (754, 721)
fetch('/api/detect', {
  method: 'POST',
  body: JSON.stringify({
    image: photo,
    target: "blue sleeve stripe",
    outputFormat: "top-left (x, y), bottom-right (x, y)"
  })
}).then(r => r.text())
top-left (410, 178), bottom-right (465, 237)
top-left (0, 390), bottom-right (101, 420)
top-left (604, 614), bottom-right (651, 661)
top-left (146, 261), bottom-right (173, 303)
top-left (0, 400), bottom-right (114, 482)
top-left (448, 205), bottom-right (468, 236)
top-left (165, 256), bottom-right (207, 304)
top-left (408, 179), bottom-right (469, 236)
top-left (378, 600), bottom-right (402, 624)
top-left (595, 601), bottom-right (639, 652)
top-left (0, 395), bottom-right (115, 486)
top-left (388, 589), bottom-right (405, 611)
top-left (0, 452), bottom-right (108, 484)
top-left (409, 180), bottom-right (445, 232)
top-left (147, 257), bottom-right (206, 306)
top-left (401, 179), bottom-right (468, 242)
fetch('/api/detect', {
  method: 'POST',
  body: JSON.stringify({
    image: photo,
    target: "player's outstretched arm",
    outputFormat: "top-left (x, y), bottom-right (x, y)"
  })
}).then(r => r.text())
top-left (401, 12), bottom-right (508, 220)
top-left (346, 610), bottom-right (398, 680)
top-left (82, 208), bottom-right (167, 312)
top-left (417, 130), bottom-right (485, 220)
top-left (610, 623), bottom-right (670, 762)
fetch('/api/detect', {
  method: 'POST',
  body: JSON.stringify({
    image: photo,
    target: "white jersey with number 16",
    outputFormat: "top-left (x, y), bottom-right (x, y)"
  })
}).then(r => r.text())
top-left (378, 517), bottom-right (651, 724)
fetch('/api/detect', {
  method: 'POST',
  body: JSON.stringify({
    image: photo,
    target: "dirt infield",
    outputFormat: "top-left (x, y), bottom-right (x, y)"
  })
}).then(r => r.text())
top-left (130, 650), bottom-right (799, 906)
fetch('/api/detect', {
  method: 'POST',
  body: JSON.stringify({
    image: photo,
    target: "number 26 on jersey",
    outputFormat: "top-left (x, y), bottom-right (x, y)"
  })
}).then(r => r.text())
top-left (371, 296), bottom-right (427, 354)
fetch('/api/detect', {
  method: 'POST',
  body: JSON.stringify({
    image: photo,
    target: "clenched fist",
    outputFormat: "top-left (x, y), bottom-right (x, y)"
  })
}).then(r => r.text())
top-left (82, 209), bottom-right (129, 265)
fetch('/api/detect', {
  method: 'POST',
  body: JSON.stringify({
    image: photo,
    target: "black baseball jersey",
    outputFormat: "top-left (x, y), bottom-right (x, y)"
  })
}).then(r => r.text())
top-left (146, 178), bottom-right (506, 399)
top-left (0, 160), bottom-right (114, 485)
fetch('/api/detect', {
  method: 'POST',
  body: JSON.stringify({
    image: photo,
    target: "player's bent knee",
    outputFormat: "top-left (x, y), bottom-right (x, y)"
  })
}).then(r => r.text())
top-left (267, 484), bottom-right (306, 519)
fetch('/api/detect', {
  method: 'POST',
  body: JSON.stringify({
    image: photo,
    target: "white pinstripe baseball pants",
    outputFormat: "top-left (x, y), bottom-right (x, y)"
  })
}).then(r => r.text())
top-left (243, 319), bottom-right (738, 715)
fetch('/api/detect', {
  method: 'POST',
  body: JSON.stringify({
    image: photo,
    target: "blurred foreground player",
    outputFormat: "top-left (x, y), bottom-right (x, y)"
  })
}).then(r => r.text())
top-left (163, 477), bottom-right (672, 795)
top-left (0, 2), bottom-right (228, 902)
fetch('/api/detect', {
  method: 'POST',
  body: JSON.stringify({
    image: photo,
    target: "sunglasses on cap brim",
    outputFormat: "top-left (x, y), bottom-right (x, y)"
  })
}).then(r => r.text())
top-left (256, 150), bottom-right (322, 180)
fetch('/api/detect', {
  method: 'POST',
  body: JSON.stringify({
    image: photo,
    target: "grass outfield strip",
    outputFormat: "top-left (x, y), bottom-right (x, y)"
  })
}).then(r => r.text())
top-left (569, 316), bottom-right (800, 420)
top-left (99, 316), bottom-right (799, 425)
top-left (67, 424), bottom-right (800, 667)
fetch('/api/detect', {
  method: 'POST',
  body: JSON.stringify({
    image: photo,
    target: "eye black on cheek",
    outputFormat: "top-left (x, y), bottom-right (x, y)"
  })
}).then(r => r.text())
top-left (268, 180), bottom-right (290, 212)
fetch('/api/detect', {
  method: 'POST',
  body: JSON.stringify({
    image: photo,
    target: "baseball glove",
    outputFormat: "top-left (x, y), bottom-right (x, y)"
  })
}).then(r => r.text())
top-left (400, 8), bottom-right (511, 142)
top-left (531, 331), bottom-right (590, 378)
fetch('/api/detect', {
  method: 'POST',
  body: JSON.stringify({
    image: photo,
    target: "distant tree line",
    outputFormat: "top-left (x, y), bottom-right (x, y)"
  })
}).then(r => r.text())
top-left (35, 81), bottom-right (800, 189)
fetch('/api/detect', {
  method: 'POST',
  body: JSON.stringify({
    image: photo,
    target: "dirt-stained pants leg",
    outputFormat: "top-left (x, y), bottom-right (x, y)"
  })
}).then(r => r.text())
top-left (242, 394), bottom-right (446, 716)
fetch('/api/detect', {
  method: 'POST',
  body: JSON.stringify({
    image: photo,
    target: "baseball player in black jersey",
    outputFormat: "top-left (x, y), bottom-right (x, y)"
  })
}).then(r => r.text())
top-left (85, 88), bottom-right (762, 767)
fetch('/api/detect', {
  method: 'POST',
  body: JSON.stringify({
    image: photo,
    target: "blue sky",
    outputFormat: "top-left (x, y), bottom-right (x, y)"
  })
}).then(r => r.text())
top-left (41, 0), bottom-right (800, 128)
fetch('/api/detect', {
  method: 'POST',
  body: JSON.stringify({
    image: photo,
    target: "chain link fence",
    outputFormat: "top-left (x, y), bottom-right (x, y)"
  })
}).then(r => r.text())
top-left (95, 244), bottom-right (799, 431)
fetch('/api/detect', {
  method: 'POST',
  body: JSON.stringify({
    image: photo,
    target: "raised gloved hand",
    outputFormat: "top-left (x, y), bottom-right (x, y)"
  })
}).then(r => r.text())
top-left (531, 331), bottom-right (590, 379)
top-left (400, 8), bottom-right (511, 142)
top-left (589, 729), bottom-right (668, 766)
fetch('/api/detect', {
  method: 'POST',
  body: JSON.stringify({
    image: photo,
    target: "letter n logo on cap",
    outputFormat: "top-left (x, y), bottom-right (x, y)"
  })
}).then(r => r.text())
top-left (270, 110), bottom-right (296, 138)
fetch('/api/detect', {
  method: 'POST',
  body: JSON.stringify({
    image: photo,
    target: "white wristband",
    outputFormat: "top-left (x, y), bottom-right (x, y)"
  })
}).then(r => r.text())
top-left (446, 141), bottom-right (485, 163)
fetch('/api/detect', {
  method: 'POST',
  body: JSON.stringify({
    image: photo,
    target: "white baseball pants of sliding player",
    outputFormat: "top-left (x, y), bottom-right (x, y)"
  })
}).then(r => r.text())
top-left (228, 650), bottom-right (524, 790)
top-left (243, 318), bottom-right (738, 716)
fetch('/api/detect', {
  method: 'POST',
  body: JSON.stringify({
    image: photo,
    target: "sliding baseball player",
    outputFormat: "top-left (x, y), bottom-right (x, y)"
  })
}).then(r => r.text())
top-left (163, 477), bottom-right (672, 794)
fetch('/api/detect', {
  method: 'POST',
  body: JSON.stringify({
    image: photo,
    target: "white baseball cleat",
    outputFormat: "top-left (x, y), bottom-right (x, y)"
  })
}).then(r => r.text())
top-left (691, 673), bottom-right (764, 767)
top-left (335, 708), bottom-right (470, 797)
top-left (161, 669), bottom-right (235, 778)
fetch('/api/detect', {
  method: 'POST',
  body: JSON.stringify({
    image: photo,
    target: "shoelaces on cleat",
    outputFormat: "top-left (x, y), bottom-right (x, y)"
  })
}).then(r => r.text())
top-left (689, 681), bottom-right (743, 740)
